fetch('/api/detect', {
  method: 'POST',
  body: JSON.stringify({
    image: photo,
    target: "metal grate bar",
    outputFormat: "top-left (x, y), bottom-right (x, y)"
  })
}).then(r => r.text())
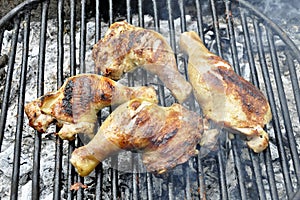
top-left (138, 0), bottom-right (144, 27)
top-left (225, 1), bottom-right (241, 75)
top-left (238, 0), bottom-right (300, 63)
top-left (152, 0), bottom-right (159, 32)
top-left (267, 31), bottom-right (300, 186)
top-left (80, 0), bottom-right (87, 73)
top-left (95, 0), bottom-right (101, 43)
top-left (132, 156), bottom-right (139, 200)
top-left (67, 140), bottom-right (76, 200)
top-left (0, 0), bottom-right (38, 27)
top-left (146, 172), bottom-right (153, 200)
top-left (286, 52), bottom-right (300, 128)
top-left (167, 0), bottom-right (176, 55)
top-left (0, 30), bottom-right (4, 55)
top-left (54, 132), bottom-right (63, 199)
top-left (167, 175), bottom-right (174, 200)
top-left (77, 149), bottom-right (85, 199)
top-left (217, 144), bottom-right (228, 200)
top-left (0, 14), bottom-right (19, 195)
top-left (32, 1), bottom-right (49, 199)
top-left (66, 1), bottom-right (77, 200)
top-left (209, 0), bottom-right (222, 57)
top-left (53, 0), bottom-right (65, 199)
top-left (77, 1), bottom-right (88, 197)
top-left (264, 147), bottom-right (279, 199)
top-left (108, 0), bottom-right (113, 25)
top-left (57, 0), bottom-right (64, 84)
top-left (249, 153), bottom-right (267, 200)
top-left (184, 162), bottom-right (192, 200)
top-left (231, 139), bottom-right (247, 199)
top-left (36, 0), bottom-right (49, 131)
top-left (111, 156), bottom-right (119, 200)
top-left (195, 0), bottom-right (204, 42)
top-left (94, 163), bottom-right (103, 200)
top-left (0, 19), bottom-right (20, 151)
top-left (194, 1), bottom-right (226, 199)
top-left (11, 12), bottom-right (30, 200)
top-left (234, 8), bottom-right (266, 200)
top-left (126, 0), bottom-right (131, 22)
top-left (196, 156), bottom-right (206, 199)
top-left (151, 0), bottom-right (165, 108)
top-left (240, 10), bottom-right (278, 199)
top-left (178, 0), bottom-right (189, 82)
top-left (266, 30), bottom-right (300, 185)
top-left (239, 10), bottom-right (259, 87)
top-left (70, 0), bottom-right (77, 76)
top-left (138, 0), bottom-right (147, 94)
top-left (253, 19), bottom-right (293, 198)
top-left (179, 0), bottom-right (186, 33)
top-left (267, 31), bottom-right (300, 184)
top-left (226, 5), bottom-right (258, 198)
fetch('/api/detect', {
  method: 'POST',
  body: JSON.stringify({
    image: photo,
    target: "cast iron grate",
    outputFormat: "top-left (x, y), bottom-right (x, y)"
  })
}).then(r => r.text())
top-left (0, 0), bottom-right (299, 199)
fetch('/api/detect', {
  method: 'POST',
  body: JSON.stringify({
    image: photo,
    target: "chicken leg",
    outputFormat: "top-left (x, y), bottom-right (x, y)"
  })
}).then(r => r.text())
top-left (25, 74), bottom-right (158, 140)
top-left (70, 99), bottom-right (203, 176)
top-left (179, 31), bottom-right (272, 153)
top-left (92, 21), bottom-right (192, 103)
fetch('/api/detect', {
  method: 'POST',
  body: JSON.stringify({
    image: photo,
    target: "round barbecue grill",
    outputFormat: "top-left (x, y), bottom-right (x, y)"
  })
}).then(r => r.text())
top-left (0, 0), bottom-right (299, 199)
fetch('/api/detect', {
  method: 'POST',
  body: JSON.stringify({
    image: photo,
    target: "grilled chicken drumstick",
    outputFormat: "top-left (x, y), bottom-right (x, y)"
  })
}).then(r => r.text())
top-left (25, 74), bottom-right (157, 140)
top-left (179, 31), bottom-right (272, 153)
top-left (71, 99), bottom-right (203, 176)
top-left (92, 21), bottom-right (192, 103)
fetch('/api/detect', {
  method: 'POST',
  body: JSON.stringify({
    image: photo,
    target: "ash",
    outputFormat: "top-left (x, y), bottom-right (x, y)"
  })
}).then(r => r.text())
top-left (0, 9), bottom-right (299, 200)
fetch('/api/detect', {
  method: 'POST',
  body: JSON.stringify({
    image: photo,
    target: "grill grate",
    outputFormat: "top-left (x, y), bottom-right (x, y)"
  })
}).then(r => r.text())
top-left (0, 0), bottom-right (300, 199)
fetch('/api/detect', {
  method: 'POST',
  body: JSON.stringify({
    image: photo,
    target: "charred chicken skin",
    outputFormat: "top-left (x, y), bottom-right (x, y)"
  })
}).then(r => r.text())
top-left (71, 99), bottom-right (203, 176)
top-left (92, 21), bottom-right (192, 103)
top-left (25, 74), bottom-right (158, 140)
top-left (179, 31), bottom-right (272, 153)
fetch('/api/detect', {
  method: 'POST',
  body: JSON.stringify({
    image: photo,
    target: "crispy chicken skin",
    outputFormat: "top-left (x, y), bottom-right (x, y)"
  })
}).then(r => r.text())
top-left (71, 99), bottom-right (203, 176)
top-left (92, 21), bottom-right (192, 103)
top-left (179, 31), bottom-right (272, 153)
top-left (25, 74), bottom-right (158, 140)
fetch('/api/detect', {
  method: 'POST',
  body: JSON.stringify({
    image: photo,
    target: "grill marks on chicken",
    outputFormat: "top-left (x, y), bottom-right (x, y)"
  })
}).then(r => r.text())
top-left (25, 74), bottom-right (158, 140)
top-left (179, 31), bottom-right (272, 153)
top-left (92, 21), bottom-right (192, 103)
top-left (215, 65), bottom-right (269, 126)
top-left (71, 99), bottom-right (203, 176)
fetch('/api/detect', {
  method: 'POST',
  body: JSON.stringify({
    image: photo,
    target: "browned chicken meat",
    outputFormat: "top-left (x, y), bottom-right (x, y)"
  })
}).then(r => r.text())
top-left (92, 21), bottom-right (192, 103)
top-left (70, 99), bottom-right (203, 176)
top-left (179, 31), bottom-right (272, 153)
top-left (25, 74), bottom-right (158, 140)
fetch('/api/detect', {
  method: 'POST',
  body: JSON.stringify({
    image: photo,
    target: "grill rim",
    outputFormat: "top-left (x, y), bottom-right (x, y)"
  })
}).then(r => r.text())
top-left (0, 0), bottom-right (299, 199)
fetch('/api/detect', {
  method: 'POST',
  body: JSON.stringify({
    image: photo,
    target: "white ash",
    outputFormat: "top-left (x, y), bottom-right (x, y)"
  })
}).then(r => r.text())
top-left (0, 9), bottom-right (299, 200)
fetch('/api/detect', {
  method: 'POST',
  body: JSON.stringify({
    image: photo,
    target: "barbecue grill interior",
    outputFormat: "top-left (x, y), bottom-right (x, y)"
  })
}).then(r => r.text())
top-left (0, 0), bottom-right (299, 199)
